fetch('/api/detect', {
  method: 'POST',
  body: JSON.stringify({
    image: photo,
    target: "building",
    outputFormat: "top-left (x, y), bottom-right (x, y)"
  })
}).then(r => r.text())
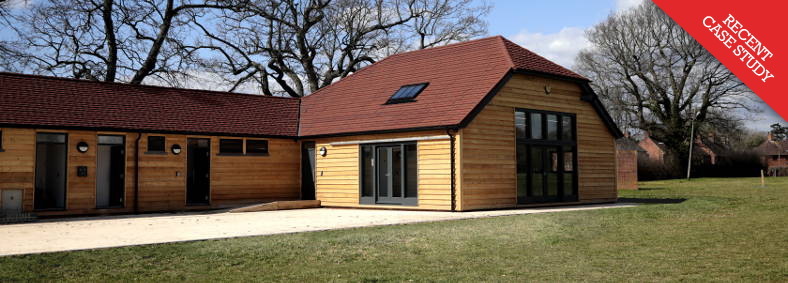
top-left (755, 133), bottom-right (788, 175)
top-left (637, 132), bottom-right (668, 163)
top-left (616, 137), bottom-right (643, 190)
top-left (0, 36), bottom-right (623, 216)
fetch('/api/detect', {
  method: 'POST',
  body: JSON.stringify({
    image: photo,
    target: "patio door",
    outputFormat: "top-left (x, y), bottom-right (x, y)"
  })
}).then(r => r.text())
top-left (360, 143), bottom-right (417, 205)
top-left (187, 138), bottom-right (210, 205)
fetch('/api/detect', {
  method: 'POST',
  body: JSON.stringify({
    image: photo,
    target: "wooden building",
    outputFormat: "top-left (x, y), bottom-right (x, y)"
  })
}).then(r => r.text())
top-left (0, 36), bottom-right (623, 216)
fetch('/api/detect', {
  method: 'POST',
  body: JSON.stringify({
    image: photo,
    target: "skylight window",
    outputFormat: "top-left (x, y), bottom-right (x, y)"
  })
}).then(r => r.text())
top-left (386, 83), bottom-right (428, 104)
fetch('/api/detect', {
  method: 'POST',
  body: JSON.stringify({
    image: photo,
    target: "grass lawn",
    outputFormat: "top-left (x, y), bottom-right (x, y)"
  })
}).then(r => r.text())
top-left (1, 177), bottom-right (786, 282)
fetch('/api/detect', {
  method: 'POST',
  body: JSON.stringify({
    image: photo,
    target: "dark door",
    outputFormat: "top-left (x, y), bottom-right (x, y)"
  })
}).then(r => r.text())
top-left (96, 135), bottom-right (125, 208)
top-left (301, 142), bottom-right (316, 200)
top-left (519, 145), bottom-right (574, 204)
top-left (187, 138), bottom-right (210, 205)
top-left (34, 133), bottom-right (67, 210)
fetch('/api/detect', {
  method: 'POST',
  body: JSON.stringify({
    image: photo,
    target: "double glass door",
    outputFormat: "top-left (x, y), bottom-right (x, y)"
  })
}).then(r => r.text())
top-left (360, 143), bottom-right (417, 205)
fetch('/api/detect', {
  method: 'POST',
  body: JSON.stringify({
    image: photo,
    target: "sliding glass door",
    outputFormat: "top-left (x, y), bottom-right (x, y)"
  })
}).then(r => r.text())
top-left (516, 109), bottom-right (577, 204)
top-left (360, 143), bottom-right (417, 205)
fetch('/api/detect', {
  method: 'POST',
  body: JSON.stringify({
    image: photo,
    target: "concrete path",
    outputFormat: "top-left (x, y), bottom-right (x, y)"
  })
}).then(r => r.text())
top-left (0, 203), bottom-right (634, 256)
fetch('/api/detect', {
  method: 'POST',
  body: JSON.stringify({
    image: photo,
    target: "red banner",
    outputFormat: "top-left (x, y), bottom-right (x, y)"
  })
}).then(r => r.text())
top-left (652, 0), bottom-right (788, 120)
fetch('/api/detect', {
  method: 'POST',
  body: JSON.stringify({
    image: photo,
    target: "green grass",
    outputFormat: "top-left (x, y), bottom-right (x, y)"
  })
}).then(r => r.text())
top-left (1, 177), bottom-right (786, 282)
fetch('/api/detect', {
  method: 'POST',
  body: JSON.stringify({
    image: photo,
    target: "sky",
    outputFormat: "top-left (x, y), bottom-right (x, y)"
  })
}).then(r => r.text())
top-left (481, 0), bottom-right (784, 131)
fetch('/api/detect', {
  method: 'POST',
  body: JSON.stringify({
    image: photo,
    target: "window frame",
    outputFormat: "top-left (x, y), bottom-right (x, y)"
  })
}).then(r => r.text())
top-left (146, 136), bottom-right (166, 154)
top-left (515, 108), bottom-right (578, 203)
top-left (245, 139), bottom-right (269, 156)
top-left (218, 138), bottom-right (244, 155)
top-left (384, 83), bottom-right (429, 104)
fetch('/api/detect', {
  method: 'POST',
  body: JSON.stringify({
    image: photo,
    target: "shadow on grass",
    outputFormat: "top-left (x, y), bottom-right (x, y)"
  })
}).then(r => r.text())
top-left (618, 198), bottom-right (687, 204)
top-left (637, 187), bottom-right (667, 191)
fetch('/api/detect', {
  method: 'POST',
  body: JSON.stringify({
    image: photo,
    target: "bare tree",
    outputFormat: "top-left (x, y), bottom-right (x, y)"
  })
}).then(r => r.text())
top-left (194, 0), bottom-right (490, 96)
top-left (575, 1), bottom-right (750, 156)
top-left (0, 0), bottom-right (238, 84)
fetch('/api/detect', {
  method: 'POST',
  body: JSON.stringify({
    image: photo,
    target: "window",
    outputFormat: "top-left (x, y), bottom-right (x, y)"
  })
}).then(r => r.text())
top-left (386, 83), bottom-right (428, 104)
top-left (0, 130), bottom-right (4, 152)
top-left (515, 109), bottom-right (577, 204)
top-left (219, 139), bottom-right (243, 154)
top-left (147, 136), bottom-right (165, 153)
top-left (246, 139), bottom-right (269, 155)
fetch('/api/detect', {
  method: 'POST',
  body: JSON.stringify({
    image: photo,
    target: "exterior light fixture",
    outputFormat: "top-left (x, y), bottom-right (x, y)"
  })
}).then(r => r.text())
top-left (76, 141), bottom-right (89, 153)
top-left (319, 146), bottom-right (327, 157)
top-left (171, 144), bottom-right (182, 155)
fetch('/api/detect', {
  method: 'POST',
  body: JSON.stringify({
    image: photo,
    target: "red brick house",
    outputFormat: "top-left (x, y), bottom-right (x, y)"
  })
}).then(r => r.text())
top-left (756, 133), bottom-right (788, 175)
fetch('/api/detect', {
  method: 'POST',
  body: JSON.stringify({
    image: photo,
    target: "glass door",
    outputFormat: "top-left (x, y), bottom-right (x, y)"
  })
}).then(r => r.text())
top-left (360, 143), bottom-right (417, 206)
top-left (516, 109), bottom-right (578, 204)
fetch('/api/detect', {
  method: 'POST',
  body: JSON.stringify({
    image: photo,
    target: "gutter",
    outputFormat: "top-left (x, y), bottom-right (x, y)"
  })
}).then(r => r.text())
top-left (446, 128), bottom-right (458, 212)
top-left (134, 133), bottom-right (141, 213)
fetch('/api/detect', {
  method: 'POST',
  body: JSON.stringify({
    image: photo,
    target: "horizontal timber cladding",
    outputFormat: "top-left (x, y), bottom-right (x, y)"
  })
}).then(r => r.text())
top-left (459, 74), bottom-right (617, 211)
top-left (313, 130), bottom-right (457, 211)
top-left (0, 127), bottom-right (300, 216)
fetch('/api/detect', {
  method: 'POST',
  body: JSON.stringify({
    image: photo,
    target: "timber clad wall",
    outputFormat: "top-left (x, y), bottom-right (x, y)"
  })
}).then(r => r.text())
top-left (0, 128), bottom-right (300, 215)
top-left (459, 74), bottom-right (617, 211)
top-left (313, 131), bottom-right (455, 210)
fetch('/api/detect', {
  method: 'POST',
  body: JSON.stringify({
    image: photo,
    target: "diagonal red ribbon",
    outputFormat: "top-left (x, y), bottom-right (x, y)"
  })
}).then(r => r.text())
top-left (652, 0), bottom-right (787, 120)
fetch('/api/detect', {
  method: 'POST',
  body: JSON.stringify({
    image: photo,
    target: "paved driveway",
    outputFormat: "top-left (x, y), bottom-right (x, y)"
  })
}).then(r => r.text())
top-left (0, 203), bottom-right (633, 256)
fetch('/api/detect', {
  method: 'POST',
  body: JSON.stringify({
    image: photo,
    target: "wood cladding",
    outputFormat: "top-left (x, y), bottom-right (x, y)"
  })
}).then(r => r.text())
top-left (459, 74), bottom-right (617, 210)
top-left (313, 130), bottom-right (455, 210)
top-left (0, 128), bottom-right (300, 215)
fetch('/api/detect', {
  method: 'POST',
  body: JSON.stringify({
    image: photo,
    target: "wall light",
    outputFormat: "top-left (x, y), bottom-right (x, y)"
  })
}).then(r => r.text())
top-left (171, 144), bottom-right (182, 155)
top-left (76, 141), bottom-right (89, 153)
top-left (319, 146), bottom-right (327, 157)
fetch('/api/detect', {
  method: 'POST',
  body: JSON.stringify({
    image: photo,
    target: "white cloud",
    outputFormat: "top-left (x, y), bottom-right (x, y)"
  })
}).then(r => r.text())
top-left (616, 0), bottom-right (644, 12)
top-left (508, 27), bottom-right (591, 68)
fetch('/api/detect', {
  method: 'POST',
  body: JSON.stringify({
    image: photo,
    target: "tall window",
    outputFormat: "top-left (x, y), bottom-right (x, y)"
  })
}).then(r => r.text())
top-left (515, 109), bottom-right (577, 203)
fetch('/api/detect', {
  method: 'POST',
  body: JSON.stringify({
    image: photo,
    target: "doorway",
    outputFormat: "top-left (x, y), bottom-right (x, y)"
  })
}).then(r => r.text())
top-left (360, 143), bottom-right (417, 205)
top-left (515, 109), bottom-right (578, 204)
top-left (187, 138), bottom-right (210, 205)
top-left (96, 135), bottom-right (125, 208)
top-left (301, 142), bottom-right (316, 200)
top-left (34, 133), bottom-right (67, 210)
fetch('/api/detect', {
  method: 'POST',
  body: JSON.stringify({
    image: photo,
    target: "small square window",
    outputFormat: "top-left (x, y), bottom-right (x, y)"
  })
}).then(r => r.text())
top-left (386, 83), bottom-right (428, 104)
top-left (219, 139), bottom-right (244, 154)
top-left (246, 140), bottom-right (269, 155)
top-left (147, 136), bottom-right (165, 152)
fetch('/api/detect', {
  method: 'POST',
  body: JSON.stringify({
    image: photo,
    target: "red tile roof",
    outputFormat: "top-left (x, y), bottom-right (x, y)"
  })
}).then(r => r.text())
top-left (298, 36), bottom-right (588, 137)
top-left (0, 36), bottom-right (602, 138)
top-left (0, 73), bottom-right (299, 137)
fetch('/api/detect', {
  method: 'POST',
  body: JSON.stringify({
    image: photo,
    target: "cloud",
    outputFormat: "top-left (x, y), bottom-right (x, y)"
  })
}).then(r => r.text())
top-left (616, 0), bottom-right (644, 11)
top-left (508, 27), bottom-right (591, 68)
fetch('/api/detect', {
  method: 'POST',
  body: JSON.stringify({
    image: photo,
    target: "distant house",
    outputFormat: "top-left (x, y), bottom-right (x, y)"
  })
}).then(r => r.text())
top-left (755, 133), bottom-right (788, 175)
top-left (638, 133), bottom-right (669, 163)
top-left (0, 36), bottom-right (624, 216)
top-left (637, 132), bottom-right (725, 165)
top-left (616, 137), bottom-right (644, 190)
